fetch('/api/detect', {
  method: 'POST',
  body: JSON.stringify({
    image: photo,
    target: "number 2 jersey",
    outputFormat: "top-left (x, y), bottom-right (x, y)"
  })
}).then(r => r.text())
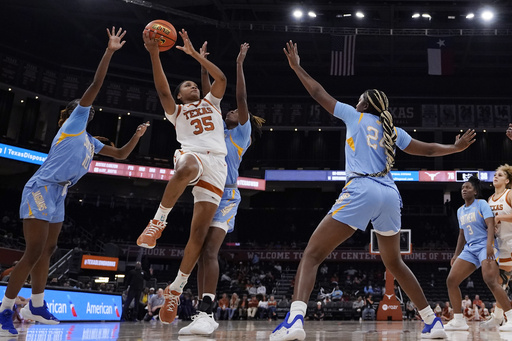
top-left (25, 105), bottom-right (105, 188)
top-left (165, 92), bottom-right (227, 157)
top-left (457, 199), bottom-right (494, 245)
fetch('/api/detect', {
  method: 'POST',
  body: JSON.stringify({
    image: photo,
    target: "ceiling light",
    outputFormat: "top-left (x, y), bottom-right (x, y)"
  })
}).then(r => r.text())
top-left (422, 13), bottom-right (431, 19)
top-left (293, 9), bottom-right (303, 18)
top-left (355, 11), bottom-right (364, 18)
top-left (466, 13), bottom-right (475, 19)
top-left (448, 16), bottom-right (455, 20)
top-left (343, 13), bottom-right (352, 17)
top-left (308, 11), bottom-right (316, 18)
top-left (412, 13), bottom-right (420, 18)
top-left (481, 10), bottom-right (494, 21)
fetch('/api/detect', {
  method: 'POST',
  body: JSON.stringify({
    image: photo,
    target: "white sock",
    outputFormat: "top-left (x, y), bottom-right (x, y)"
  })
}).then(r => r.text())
top-left (419, 305), bottom-right (436, 325)
top-left (505, 309), bottom-right (512, 322)
top-left (0, 296), bottom-right (15, 312)
top-left (154, 204), bottom-right (172, 222)
top-left (202, 293), bottom-right (215, 301)
top-left (287, 301), bottom-right (307, 323)
top-left (31, 293), bottom-right (44, 307)
top-left (495, 307), bottom-right (504, 319)
top-left (454, 313), bottom-right (464, 321)
top-left (169, 270), bottom-right (189, 292)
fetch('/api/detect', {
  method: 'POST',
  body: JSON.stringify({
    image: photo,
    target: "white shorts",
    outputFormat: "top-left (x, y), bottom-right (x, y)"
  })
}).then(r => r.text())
top-left (498, 236), bottom-right (512, 266)
top-left (174, 149), bottom-right (227, 205)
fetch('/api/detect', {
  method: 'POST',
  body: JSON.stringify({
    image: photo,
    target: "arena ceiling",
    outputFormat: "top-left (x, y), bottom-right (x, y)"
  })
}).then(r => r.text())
top-left (1, 0), bottom-right (512, 98)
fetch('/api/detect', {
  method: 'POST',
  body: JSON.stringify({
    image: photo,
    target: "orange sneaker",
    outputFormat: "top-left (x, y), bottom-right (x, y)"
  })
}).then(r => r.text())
top-left (137, 219), bottom-right (167, 249)
top-left (159, 286), bottom-right (181, 324)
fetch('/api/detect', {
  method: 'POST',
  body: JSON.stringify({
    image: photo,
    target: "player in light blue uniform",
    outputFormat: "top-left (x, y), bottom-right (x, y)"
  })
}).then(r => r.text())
top-left (178, 43), bottom-right (264, 336)
top-left (445, 176), bottom-right (512, 331)
top-left (0, 28), bottom-right (149, 337)
top-left (270, 41), bottom-right (477, 341)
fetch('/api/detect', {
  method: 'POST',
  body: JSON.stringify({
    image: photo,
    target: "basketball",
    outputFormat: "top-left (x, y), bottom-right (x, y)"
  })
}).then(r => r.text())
top-left (144, 20), bottom-right (177, 51)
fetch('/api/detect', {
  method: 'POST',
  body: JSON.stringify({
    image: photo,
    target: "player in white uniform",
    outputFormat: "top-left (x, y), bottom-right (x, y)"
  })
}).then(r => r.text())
top-left (137, 29), bottom-right (228, 325)
top-left (483, 164), bottom-right (512, 328)
top-left (270, 41), bottom-right (476, 341)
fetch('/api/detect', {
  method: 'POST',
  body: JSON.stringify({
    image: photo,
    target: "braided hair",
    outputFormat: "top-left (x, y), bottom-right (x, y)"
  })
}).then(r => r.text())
top-left (58, 99), bottom-right (80, 127)
top-left (249, 113), bottom-right (265, 143)
top-left (356, 89), bottom-right (397, 177)
top-left (467, 175), bottom-right (481, 198)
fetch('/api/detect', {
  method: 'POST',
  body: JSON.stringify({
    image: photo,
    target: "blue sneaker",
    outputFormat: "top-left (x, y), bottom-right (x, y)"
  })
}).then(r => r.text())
top-left (269, 312), bottom-right (305, 341)
top-left (21, 300), bottom-right (60, 325)
top-left (0, 309), bottom-right (18, 336)
top-left (421, 316), bottom-right (447, 339)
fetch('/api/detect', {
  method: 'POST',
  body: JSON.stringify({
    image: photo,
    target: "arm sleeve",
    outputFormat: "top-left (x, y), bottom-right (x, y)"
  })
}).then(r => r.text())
top-left (395, 127), bottom-right (413, 150)
top-left (90, 136), bottom-right (105, 154)
top-left (61, 105), bottom-right (91, 135)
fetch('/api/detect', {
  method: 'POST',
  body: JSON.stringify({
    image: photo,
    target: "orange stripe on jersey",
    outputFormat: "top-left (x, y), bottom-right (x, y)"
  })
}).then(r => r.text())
top-left (343, 180), bottom-right (353, 189)
top-left (332, 202), bottom-right (349, 215)
top-left (28, 202), bottom-right (33, 216)
top-left (507, 190), bottom-right (512, 208)
top-left (500, 257), bottom-right (512, 263)
top-left (346, 137), bottom-right (355, 152)
top-left (196, 180), bottom-right (223, 198)
top-left (231, 189), bottom-right (235, 200)
top-left (203, 98), bottom-right (222, 115)
top-left (56, 130), bottom-right (85, 145)
top-left (229, 134), bottom-right (244, 159)
top-left (175, 106), bottom-right (182, 119)
top-left (358, 113), bottom-right (364, 124)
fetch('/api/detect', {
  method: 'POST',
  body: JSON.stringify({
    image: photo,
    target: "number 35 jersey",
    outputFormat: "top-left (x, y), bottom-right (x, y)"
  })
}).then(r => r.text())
top-left (165, 92), bottom-right (227, 157)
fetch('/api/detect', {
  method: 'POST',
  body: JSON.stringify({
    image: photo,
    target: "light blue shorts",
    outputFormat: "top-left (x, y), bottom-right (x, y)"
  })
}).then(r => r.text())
top-left (19, 182), bottom-right (67, 223)
top-left (328, 177), bottom-right (402, 236)
top-left (458, 241), bottom-right (499, 269)
top-left (211, 187), bottom-right (241, 233)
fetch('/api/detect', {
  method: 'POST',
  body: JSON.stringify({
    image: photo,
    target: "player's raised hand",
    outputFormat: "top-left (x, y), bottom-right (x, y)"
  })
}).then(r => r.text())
top-left (454, 129), bottom-right (476, 151)
top-left (176, 29), bottom-right (197, 56)
top-left (107, 27), bottom-right (126, 51)
top-left (135, 121), bottom-right (150, 137)
top-left (199, 41), bottom-right (209, 59)
top-left (142, 30), bottom-right (160, 54)
top-left (283, 40), bottom-right (300, 70)
top-left (237, 43), bottom-right (250, 64)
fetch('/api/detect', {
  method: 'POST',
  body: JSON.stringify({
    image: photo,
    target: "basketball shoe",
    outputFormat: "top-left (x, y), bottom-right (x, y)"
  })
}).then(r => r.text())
top-left (481, 313), bottom-right (503, 329)
top-left (137, 219), bottom-right (167, 249)
top-left (20, 300), bottom-right (60, 324)
top-left (499, 319), bottom-right (512, 332)
top-left (159, 286), bottom-right (181, 324)
top-left (179, 312), bottom-right (218, 335)
top-left (0, 309), bottom-right (17, 336)
top-left (269, 312), bottom-right (305, 341)
top-left (444, 318), bottom-right (469, 331)
top-left (421, 316), bottom-right (447, 339)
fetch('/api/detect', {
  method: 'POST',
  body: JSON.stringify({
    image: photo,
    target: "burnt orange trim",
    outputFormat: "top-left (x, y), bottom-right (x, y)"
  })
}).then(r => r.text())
top-left (175, 105), bottom-right (182, 119)
top-left (500, 257), bottom-right (512, 263)
top-left (507, 189), bottom-right (512, 208)
top-left (492, 190), bottom-right (508, 202)
top-left (196, 180), bottom-right (223, 197)
top-left (203, 98), bottom-right (222, 115)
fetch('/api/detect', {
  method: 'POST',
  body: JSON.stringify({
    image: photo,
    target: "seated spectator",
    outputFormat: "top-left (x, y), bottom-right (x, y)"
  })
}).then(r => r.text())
top-left (227, 293), bottom-right (240, 320)
top-left (352, 296), bottom-right (365, 320)
top-left (466, 277), bottom-right (474, 289)
top-left (461, 295), bottom-right (471, 310)
top-left (216, 293), bottom-right (230, 320)
top-left (247, 295), bottom-right (259, 319)
top-left (258, 295), bottom-right (269, 319)
top-left (464, 304), bottom-right (476, 321)
top-left (313, 302), bottom-right (325, 321)
top-left (434, 303), bottom-right (442, 317)
top-left (238, 294), bottom-right (249, 320)
top-left (364, 282), bottom-right (374, 295)
top-left (267, 295), bottom-right (277, 321)
top-left (362, 294), bottom-right (375, 320)
top-left (256, 281), bottom-right (267, 296)
top-left (331, 286), bottom-right (343, 301)
top-left (441, 301), bottom-right (453, 322)
top-left (472, 295), bottom-right (483, 311)
top-left (179, 290), bottom-right (195, 321)
top-left (143, 288), bottom-right (164, 321)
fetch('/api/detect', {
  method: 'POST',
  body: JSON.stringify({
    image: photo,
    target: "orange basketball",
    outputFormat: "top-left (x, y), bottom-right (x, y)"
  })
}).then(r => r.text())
top-left (144, 20), bottom-right (177, 51)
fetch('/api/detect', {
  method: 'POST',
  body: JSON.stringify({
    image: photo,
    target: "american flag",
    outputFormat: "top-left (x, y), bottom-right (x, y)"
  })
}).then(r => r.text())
top-left (330, 35), bottom-right (356, 76)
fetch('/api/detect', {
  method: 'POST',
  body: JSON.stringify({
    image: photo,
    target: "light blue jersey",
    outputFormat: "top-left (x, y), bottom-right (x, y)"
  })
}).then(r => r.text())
top-left (328, 102), bottom-right (412, 235)
top-left (26, 105), bottom-right (104, 188)
top-left (456, 199), bottom-right (496, 267)
top-left (20, 104), bottom-right (104, 223)
top-left (333, 102), bottom-right (412, 188)
top-left (224, 121), bottom-right (251, 185)
top-left (457, 199), bottom-right (494, 245)
top-left (211, 121), bottom-right (251, 233)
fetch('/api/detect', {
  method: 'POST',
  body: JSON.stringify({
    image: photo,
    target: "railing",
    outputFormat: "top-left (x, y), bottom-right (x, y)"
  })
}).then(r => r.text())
top-left (48, 249), bottom-right (75, 280)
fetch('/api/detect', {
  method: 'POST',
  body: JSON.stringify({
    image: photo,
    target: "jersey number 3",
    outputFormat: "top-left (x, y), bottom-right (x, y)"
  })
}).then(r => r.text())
top-left (191, 116), bottom-right (215, 135)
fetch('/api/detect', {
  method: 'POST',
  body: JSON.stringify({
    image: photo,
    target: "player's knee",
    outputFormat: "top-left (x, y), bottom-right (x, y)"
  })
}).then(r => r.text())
top-left (446, 274), bottom-right (459, 288)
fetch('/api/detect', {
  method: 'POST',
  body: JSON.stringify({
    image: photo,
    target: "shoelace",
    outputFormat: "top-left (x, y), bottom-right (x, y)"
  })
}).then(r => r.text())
top-left (145, 222), bottom-right (165, 237)
top-left (164, 292), bottom-right (180, 312)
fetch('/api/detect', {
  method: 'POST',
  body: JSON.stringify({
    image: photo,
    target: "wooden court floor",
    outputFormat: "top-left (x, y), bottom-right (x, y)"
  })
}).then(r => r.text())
top-left (9, 319), bottom-right (512, 340)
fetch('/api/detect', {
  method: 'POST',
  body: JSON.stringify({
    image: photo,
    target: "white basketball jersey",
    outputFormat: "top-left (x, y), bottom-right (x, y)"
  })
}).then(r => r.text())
top-left (489, 189), bottom-right (512, 245)
top-left (165, 92), bottom-right (227, 156)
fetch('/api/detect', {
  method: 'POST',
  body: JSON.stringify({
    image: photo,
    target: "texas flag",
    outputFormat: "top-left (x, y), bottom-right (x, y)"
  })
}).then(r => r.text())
top-left (427, 37), bottom-right (454, 75)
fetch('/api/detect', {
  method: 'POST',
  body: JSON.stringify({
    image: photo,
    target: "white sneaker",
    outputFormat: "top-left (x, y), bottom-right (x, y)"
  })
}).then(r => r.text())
top-left (499, 319), bottom-right (512, 332)
top-left (421, 316), bottom-right (447, 339)
top-left (269, 313), bottom-right (306, 341)
top-left (179, 312), bottom-right (217, 335)
top-left (444, 318), bottom-right (469, 331)
top-left (481, 313), bottom-right (503, 329)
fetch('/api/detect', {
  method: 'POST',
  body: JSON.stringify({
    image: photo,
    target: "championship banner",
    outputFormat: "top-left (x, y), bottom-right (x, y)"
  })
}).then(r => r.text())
top-left (0, 285), bottom-right (122, 322)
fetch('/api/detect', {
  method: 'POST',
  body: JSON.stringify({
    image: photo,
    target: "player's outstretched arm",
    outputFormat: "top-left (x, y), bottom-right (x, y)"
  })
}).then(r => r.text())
top-left (99, 121), bottom-right (149, 159)
top-left (177, 29), bottom-right (227, 99)
top-left (236, 43), bottom-right (250, 125)
top-left (403, 129), bottom-right (476, 157)
top-left (199, 41), bottom-right (212, 96)
top-left (81, 27), bottom-right (126, 107)
top-left (283, 40), bottom-right (337, 115)
top-left (143, 30), bottom-right (176, 115)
